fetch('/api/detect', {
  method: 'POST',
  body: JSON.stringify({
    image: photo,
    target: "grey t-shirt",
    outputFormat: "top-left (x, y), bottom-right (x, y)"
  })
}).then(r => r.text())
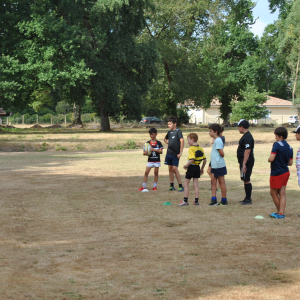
top-left (165, 128), bottom-right (183, 157)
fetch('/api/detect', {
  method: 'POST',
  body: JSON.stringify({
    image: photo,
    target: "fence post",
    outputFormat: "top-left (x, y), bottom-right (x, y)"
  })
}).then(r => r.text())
top-left (6, 117), bottom-right (9, 125)
top-left (65, 114), bottom-right (67, 125)
top-left (51, 115), bottom-right (53, 125)
top-left (36, 115), bottom-right (38, 124)
top-left (22, 115), bottom-right (24, 125)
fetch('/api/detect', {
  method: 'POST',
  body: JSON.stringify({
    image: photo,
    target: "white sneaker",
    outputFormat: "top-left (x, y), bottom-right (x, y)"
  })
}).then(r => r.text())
top-left (178, 201), bottom-right (189, 206)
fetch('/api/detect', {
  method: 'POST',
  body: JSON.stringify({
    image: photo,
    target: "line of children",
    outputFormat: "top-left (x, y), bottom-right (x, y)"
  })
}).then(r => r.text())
top-left (138, 117), bottom-right (300, 218)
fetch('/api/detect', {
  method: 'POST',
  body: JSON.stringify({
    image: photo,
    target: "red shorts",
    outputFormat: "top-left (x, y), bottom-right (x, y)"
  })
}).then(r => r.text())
top-left (270, 172), bottom-right (290, 189)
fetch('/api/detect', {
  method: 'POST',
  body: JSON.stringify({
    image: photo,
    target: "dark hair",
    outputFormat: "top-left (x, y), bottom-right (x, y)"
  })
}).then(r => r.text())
top-left (148, 127), bottom-right (157, 134)
top-left (167, 116), bottom-right (177, 124)
top-left (187, 133), bottom-right (198, 142)
top-left (220, 125), bottom-right (225, 133)
top-left (274, 127), bottom-right (288, 139)
top-left (209, 123), bottom-right (221, 135)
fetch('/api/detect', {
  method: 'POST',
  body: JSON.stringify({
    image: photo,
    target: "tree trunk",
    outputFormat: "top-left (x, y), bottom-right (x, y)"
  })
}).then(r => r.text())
top-left (219, 94), bottom-right (232, 125)
top-left (163, 60), bottom-right (178, 119)
top-left (73, 103), bottom-right (82, 125)
top-left (99, 101), bottom-right (110, 132)
top-left (293, 30), bottom-right (300, 118)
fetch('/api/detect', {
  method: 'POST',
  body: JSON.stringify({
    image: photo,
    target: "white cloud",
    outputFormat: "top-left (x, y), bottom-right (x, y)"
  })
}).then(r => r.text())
top-left (250, 19), bottom-right (268, 37)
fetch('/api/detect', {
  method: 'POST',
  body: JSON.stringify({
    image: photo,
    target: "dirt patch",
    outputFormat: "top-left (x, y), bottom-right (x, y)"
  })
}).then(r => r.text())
top-left (30, 124), bottom-right (43, 129)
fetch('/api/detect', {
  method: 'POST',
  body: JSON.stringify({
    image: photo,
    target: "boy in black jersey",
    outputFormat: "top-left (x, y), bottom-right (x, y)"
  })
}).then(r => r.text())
top-left (138, 128), bottom-right (164, 191)
top-left (164, 116), bottom-right (184, 192)
top-left (178, 133), bottom-right (206, 206)
top-left (237, 119), bottom-right (255, 205)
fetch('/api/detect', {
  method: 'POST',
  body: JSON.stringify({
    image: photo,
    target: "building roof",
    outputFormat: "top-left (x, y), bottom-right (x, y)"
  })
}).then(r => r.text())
top-left (0, 108), bottom-right (6, 115)
top-left (181, 96), bottom-right (294, 108)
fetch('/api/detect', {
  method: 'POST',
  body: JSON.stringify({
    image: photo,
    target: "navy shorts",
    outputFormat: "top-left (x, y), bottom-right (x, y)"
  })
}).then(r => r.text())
top-left (211, 166), bottom-right (227, 178)
top-left (164, 154), bottom-right (179, 167)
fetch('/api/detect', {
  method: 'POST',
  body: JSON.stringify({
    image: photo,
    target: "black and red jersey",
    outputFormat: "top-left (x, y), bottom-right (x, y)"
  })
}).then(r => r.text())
top-left (147, 140), bottom-right (163, 162)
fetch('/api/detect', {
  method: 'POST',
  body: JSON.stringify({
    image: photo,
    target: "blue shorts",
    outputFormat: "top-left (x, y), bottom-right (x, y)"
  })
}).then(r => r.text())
top-left (164, 154), bottom-right (179, 167)
top-left (211, 166), bottom-right (227, 178)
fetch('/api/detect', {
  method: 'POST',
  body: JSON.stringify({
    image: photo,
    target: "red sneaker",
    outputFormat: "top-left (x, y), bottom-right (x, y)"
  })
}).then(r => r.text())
top-left (138, 187), bottom-right (145, 191)
top-left (152, 187), bottom-right (157, 191)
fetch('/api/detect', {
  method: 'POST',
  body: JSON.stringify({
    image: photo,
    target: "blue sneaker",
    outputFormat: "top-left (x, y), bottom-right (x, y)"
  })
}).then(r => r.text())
top-left (169, 186), bottom-right (176, 191)
top-left (178, 187), bottom-right (184, 192)
top-left (269, 213), bottom-right (278, 218)
top-left (273, 214), bottom-right (285, 219)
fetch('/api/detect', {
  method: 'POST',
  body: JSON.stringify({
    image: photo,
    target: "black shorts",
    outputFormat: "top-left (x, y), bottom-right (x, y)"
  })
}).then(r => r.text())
top-left (239, 159), bottom-right (254, 182)
top-left (185, 165), bottom-right (200, 179)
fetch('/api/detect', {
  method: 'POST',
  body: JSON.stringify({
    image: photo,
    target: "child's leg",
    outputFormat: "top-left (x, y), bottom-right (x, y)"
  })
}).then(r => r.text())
top-left (168, 165), bottom-right (174, 184)
top-left (142, 167), bottom-right (152, 187)
top-left (172, 165), bottom-right (182, 185)
top-left (270, 188), bottom-right (280, 212)
top-left (278, 185), bottom-right (286, 215)
top-left (211, 174), bottom-right (217, 197)
top-left (218, 176), bottom-right (227, 198)
top-left (184, 178), bottom-right (190, 198)
top-left (193, 178), bottom-right (199, 199)
top-left (153, 167), bottom-right (159, 187)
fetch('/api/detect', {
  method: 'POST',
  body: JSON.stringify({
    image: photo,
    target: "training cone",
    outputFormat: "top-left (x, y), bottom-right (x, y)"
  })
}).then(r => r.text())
top-left (163, 202), bottom-right (172, 205)
top-left (254, 215), bottom-right (264, 219)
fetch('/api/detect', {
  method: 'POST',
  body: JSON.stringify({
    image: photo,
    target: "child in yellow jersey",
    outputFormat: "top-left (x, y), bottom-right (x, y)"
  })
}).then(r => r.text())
top-left (178, 133), bottom-right (207, 206)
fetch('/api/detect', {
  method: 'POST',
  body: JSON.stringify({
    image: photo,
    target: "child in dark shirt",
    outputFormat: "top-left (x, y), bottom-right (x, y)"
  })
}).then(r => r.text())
top-left (138, 128), bottom-right (164, 192)
top-left (268, 127), bottom-right (293, 219)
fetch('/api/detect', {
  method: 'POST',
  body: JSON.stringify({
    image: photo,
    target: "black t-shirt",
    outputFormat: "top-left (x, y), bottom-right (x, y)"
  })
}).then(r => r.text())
top-left (147, 140), bottom-right (164, 162)
top-left (165, 128), bottom-right (183, 156)
top-left (237, 131), bottom-right (254, 161)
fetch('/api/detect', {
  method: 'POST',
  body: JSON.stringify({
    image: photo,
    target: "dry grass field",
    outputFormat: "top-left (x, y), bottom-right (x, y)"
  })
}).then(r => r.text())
top-left (1, 127), bottom-right (300, 299)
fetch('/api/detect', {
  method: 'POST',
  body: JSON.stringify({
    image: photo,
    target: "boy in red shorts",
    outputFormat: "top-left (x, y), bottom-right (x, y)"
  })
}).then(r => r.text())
top-left (268, 127), bottom-right (293, 219)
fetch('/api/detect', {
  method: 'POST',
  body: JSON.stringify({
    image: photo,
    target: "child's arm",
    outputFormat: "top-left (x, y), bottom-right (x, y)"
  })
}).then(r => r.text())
top-left (268, 153), bottom-right (276, 162)
top-left (200, 158), bottom-right (207, 175)
top-left (218, 149), bottom-right (224, 157)
top-left (178, 138), bottom-right (184, 159)
top-left (288, 158), bottom-right (293, 166)
top-left (143, 150), bottom-right (148, 156)
top-left (164, 133), bottom-right (169, 144)
top-left (183, 159), bottom-right (194, 170)
top-left (151, 147), bottom-right (163, 154)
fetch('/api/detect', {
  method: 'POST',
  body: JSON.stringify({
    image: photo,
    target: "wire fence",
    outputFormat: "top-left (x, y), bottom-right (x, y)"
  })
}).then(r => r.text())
top-left (0, 113), bottom-right (100, 125)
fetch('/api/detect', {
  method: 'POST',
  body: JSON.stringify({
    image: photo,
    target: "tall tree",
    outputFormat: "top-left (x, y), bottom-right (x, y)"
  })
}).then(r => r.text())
top-left (142, 0), bottom-right (220, 118)
top-left (196, 0), bottom-right (261, 124)
top-left (1, 0), bottom-right (157, 131)
top-left (277, 0), bottom-right (300, 110)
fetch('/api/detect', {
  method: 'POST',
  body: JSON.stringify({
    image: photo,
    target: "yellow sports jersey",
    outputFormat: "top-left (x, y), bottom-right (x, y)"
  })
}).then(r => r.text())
top-left (188, 145), bottom-right (206, 165)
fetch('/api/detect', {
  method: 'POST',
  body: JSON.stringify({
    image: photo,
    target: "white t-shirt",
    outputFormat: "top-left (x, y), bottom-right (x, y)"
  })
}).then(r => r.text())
top-left (211, 137), bottom-right (226, 169)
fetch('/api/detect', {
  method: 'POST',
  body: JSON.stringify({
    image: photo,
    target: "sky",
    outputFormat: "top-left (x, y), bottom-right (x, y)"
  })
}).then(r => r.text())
top-left (249, 0), bottom-right (279, 37)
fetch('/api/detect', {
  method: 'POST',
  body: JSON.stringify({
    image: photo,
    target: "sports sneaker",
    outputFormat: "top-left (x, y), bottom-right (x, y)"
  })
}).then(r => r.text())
top-left (138, 187), bottom-right (145, 191)
top-left (178, 187), bottom-right (184, 192)
top-left (273, 214), bottom-right (285, 219)
top-left (269, 212), bottom-right (278, 218)
top-left (193, 201), bottom-right (199, 205)
top-left (217, 201), bottom-right (228, 206)
top-left (178, 201), bottom-right (189, 206)
top-left (169, 186), bottom-right (176, 191)
top-left (241, 199), bottom-right (252, 205)
top-left (152, 187), bottom-right (157, 191)
top-left (217, 189), bottom-right (221, 192)
top-left (209, 200), bottom-right (218, 205)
